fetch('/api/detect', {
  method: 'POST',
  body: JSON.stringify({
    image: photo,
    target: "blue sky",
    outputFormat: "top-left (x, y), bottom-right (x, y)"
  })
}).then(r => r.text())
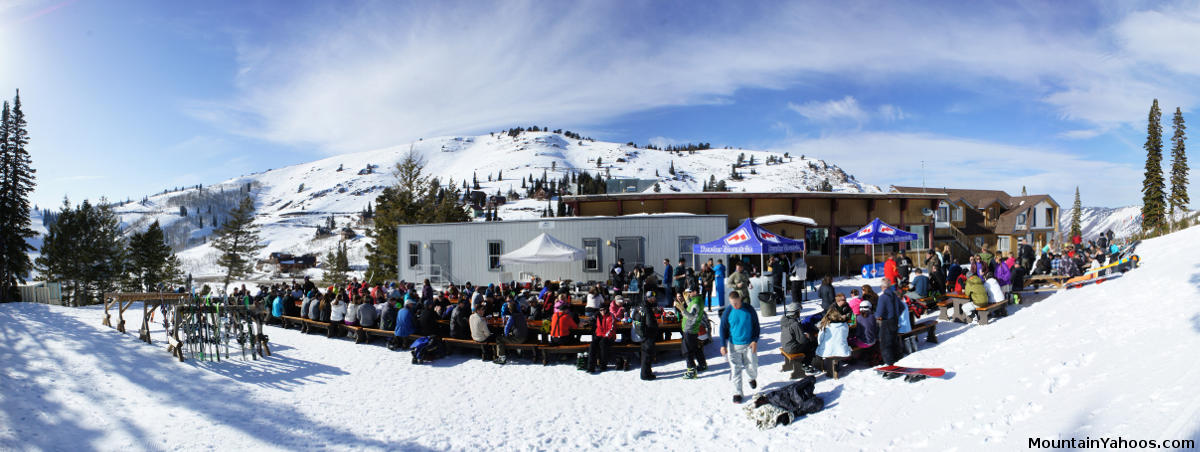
top-left (2, 0), bottom-right (1199, 209)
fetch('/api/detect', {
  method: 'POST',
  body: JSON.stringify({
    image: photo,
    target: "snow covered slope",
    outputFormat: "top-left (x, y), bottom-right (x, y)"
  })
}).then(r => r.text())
top-left (1061, 205), bottom-right (1197, 241)
top-left (1060, 206), bottom-right (1143, 240)
top-left (107, 131), bottom-right (877, 279)
top-left (2, 225), bottom-right (1198, 450)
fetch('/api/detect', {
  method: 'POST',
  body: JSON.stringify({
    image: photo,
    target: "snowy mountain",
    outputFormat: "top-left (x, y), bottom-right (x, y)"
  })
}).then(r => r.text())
top-left (1059, 206), bottom-right (1143, 240)
top-left (1060, 205), bottom-right (1197, 241)
top-left (3, 224), bottom-right (1199, 449)
top-left (106, 130), bottom-right (878, 280)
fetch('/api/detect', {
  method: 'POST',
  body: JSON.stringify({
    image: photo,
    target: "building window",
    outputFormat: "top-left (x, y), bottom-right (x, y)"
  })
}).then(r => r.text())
top-left (953, 206), bottom-right (964, 222)
top-left (1017, 213), bottom-right (1026, 226)
top-left (1031, 208), bottom-right (1038, 227)
top-left (1045, 207), bottom-right (1054, 226)
top-left (408, 242), bottom-right (420, 268)
top-left (583, 238), bottom-right (601, 272)
top-left (908, 225), bottom-right (928, 250)
top-left (974, 236), bottom-right (985, 249)
top-left (487, 241), bottom-right (502, 271)
top-left (678, 236), bottom-right (698, 267)
top-left (806, 227), bottom-right (829, 256)
top-left (997, 236), bottom-right (1010, 253)
top-left (936, 203), bottom-right (949, 223)
top-left (615, 236), bottom-right (645, 268)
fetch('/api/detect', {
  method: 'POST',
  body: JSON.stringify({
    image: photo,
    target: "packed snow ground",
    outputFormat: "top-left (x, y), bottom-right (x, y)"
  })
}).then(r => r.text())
top-left (3, 226), bottom-right (1200, 450)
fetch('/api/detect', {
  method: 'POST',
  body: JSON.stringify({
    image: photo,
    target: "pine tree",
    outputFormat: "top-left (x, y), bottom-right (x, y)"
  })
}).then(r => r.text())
top-left (1070, 186), bottom-right (1082, 239)
top-left (472, 171), bottom-right (480, 190)
top-left (365, 150), bottom-right (468, 283)
top-left (668, 161), bottom-right (676, 176)
top-left (0, 91), bottom-right (37, 301)
top-left (1170, 107), bottom-right (1189, 228)
top-left (36, 199), bottom-right (126, 305)
top-left (497, 169), bottom-right (502, 180)
top-left (596, 157), bottom-right (602, 168)
top-left (556, 199), bottom-right (566, 217)
top-left (212, 197), bottom-right (265, 293)
top-left (1142, 99), bottom-right (1167, 233)
top-left (323, 243), bottom-right (350, 285)
top-left (126, 221), bottom-right (182, 291)
top-left (653, 182), bottom-right (661, 192)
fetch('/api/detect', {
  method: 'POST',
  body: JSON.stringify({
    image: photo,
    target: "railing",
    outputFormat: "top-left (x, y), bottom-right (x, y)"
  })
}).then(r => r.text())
top-left (410, 264), bottom-right (454, 286)
top-left (946, 223), bottom-right (977, 255)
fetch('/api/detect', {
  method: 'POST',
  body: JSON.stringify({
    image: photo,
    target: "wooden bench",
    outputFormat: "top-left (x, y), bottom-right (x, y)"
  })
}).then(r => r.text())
top-left (974, 301), bottom-right (1008, 325)
top-left (779, 350), bottom-right (807, 379)
top-left (610, 338), bottom-right (685, 363)
top-left (280, 315), bottom-right (306, 330)
top-left (540, 343), bottom-right (589, 365)
top-left (936, 300), bottom-right (953, 321)
top-left (358, 327), bottom-right (394, 344)
top-left (823, 343), bottom-right (878, 379)
top-left (442, 337), bottom-right (495, 360)
top-left (902, 320), bottom-right (938, 344)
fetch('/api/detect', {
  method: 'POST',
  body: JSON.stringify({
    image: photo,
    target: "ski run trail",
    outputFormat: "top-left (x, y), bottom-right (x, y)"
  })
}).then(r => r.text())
top-left (3, 226), bottom-right (1200, 451)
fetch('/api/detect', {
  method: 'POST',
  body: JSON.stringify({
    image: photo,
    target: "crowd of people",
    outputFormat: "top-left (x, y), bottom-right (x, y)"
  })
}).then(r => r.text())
top-left (238, 231), bottom-right (1124, 405)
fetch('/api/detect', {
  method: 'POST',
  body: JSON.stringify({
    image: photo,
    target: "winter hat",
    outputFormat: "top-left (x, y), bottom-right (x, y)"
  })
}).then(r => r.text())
top-left (787, 301), bottom-right (802, 315)
top-left (859, 301), bottom-right (872, 312)
top-left (554, 300), bottom-right (568, 312)
top-left (613, 295), bottom-right (625, 305)
top-left (645, 291), bottom-right (656, 299)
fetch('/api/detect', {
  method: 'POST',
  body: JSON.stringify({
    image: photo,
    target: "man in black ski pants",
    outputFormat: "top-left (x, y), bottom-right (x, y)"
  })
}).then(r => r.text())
top-left (874, 278), bottom-right (905, 367)
top-left (634, 292), bottom-right (659, 381)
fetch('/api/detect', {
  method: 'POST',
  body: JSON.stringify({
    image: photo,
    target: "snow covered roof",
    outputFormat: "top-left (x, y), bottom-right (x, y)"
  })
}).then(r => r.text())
top-left (752, 215), bottom-right (817, 226)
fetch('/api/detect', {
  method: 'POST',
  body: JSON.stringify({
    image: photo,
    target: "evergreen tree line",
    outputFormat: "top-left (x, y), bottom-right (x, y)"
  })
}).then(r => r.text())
top-left (0, 90), bottom-right (36, 302)
top-left (323, 242), bottom-right (351, 285)
top-left (496, 125), bottom-right (592, 142)
top-left (1141, 99), bottom-right (1191, 236)
top-left (643, 142), bottom-right (712, 154)
top-left (36, 199), bottom-right (182, 305)
top-left (364, 151), bottom-right (470, 283)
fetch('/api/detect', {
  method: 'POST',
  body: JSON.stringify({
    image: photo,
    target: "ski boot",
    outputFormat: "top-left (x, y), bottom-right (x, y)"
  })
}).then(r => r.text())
top-left (881, 371), bottom-right (902, 380)
top-left (684, 368), bottom-right (698, 379)
top-left (904, 374), bottom-right (927, 383)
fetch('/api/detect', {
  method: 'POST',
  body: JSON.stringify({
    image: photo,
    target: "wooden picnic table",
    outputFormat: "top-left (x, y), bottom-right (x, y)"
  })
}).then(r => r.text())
top-left (942, 292), bottom-right (975, 323)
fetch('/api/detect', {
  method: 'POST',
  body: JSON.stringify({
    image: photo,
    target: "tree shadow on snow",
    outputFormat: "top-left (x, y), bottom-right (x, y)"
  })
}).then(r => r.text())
top-left (1, 304), bottom-right (433, 451)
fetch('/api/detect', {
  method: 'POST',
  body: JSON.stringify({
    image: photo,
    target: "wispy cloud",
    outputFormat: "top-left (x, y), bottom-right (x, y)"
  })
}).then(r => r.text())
top-left (193, 2), bottom-right (1200, 154)
top-left (788, 96), bottom-right (870, 123)
top-left (769, 131), bottom-right (1146, 206)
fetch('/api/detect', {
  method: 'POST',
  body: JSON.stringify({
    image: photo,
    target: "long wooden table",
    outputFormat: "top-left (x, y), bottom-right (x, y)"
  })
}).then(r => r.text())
top-left (1025, 274), bottom-right (1070, 291)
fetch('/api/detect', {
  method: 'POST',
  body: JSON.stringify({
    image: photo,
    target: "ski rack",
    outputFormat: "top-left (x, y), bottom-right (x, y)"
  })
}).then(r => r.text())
top-left (101, 293), bottom-right (272, 363)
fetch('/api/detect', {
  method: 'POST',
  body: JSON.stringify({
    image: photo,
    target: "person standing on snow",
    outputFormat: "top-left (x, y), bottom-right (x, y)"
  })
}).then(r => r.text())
top-left (874, 278), bottom-right (904, 366)
top-left (720, 291), bottom-right (761, 403)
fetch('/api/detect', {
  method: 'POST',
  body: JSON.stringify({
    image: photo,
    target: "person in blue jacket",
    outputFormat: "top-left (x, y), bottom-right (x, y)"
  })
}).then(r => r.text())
top-left (391, 300), bottom-right (417, 349)
top-left (720, 291), bottom-right (760, 404)
top-left (713, 259), bottom-right (727, 310)
top-left (909, 268), bottom-right (930, 298)
top-left (874, 279), bottom-right (905, 366)
top-left (270, 295), bottom-right (284, 320)
top-left (661, 259), bottom-right (674, 306)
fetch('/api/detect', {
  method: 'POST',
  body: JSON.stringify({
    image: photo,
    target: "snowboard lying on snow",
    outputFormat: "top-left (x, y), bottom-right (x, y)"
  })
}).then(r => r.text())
top-left (874, 366), bottom-right (946, 382)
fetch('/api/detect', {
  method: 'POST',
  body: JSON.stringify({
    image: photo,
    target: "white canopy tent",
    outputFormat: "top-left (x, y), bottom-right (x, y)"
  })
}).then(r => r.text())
top-left (499, 233), bottom-right (586, 264)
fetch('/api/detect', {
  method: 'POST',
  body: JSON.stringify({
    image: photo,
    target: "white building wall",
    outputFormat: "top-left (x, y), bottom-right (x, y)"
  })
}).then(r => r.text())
top-left (397, 215), bottom-right (728, 286)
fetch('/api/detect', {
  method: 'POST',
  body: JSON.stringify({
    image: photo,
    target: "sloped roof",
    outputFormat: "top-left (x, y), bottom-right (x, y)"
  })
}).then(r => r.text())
top-left (900, 186), bottom-right (1013, 207)
top-left (994, 195), bottom-right (1054, 233)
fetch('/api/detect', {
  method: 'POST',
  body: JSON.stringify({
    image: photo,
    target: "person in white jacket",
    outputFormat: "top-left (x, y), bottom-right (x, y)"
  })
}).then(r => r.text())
top-left (984, 274), bottom-right (1005, 305)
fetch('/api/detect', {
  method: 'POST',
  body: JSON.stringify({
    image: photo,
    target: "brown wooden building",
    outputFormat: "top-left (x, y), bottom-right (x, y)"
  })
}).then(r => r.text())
top-left (562, 191), bottom-right (946, 276)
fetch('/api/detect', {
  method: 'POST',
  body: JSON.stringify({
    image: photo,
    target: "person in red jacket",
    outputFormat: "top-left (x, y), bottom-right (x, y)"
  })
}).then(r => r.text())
top-left (588, 301), bottom-right (616, 373)
top-left (883, 253), bottom-right (899, 285)
top-left (549, 298), bottom-right (579, 345)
